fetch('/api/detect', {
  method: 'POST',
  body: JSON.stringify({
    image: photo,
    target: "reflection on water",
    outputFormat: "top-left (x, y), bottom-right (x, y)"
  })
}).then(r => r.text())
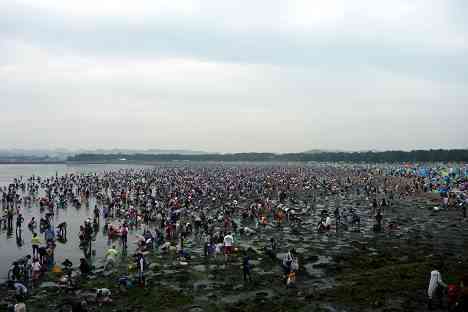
top-left (0, 164), bottom-right (152, 281)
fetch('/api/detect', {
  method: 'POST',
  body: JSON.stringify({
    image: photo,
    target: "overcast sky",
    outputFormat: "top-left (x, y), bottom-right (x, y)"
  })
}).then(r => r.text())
top-left (1, 0), bottom-right (467, 153)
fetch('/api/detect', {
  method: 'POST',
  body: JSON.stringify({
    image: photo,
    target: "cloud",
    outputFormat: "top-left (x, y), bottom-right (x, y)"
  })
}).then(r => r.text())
top-left (0, 0), bottom-right (467, 152)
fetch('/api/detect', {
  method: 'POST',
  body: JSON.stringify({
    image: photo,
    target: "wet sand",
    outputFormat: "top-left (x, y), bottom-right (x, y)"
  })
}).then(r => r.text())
top-left (0, 164), bottom-right (466, 312)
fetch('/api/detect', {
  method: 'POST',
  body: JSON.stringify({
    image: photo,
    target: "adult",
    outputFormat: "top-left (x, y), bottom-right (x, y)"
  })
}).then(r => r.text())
top-left (105, 246), bottom-right (118, 270)
top-left (121, 224), bottom-right (128, 249)
top-left (79, 258), bottom-right (92, 278)
top-left (428, 266), bottom-right (447, 310)
top-left (31, 233), bottom-right (41, 258)
top-left (223, 232), bottom-right (234, 262)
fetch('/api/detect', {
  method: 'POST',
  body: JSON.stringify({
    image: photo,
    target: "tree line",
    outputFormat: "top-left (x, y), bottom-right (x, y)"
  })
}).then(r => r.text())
top-left (67, 149), bottom-right (468, 163)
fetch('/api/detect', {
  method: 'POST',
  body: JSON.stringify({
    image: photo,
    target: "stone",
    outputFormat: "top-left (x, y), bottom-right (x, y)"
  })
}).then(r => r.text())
top-left (193, 265), bottom-right (207, 272)
top-left (39, 282), bottom-right (60, 289)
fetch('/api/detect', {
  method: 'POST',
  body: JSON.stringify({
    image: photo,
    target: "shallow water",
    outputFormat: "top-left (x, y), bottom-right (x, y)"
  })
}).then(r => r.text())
top-left (0, 164), bottom-right (153, 282)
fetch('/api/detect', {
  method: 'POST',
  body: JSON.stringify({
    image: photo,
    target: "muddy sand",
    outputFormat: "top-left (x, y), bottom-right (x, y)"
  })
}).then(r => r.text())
top-left (1, 193), bottom-right (467, 312)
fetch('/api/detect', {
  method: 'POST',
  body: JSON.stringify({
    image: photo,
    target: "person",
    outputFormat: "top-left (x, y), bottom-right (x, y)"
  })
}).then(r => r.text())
top-left (97, 288), bottom-right (111, 297)
top-left (38, 246), bottom-right (47, 266)
top-left (428, 266), bottom-right (447, 310)
top-left (44, 226), bottom-right (55, 243)
top-left (121, 224), bottom-right (128, 249)
top-left (106, 245), bottom-right (118, 258)
top-left (93, 205), bottom-right (100, 221)
top-left (351, 210), bottom-right (360, 230)
top-left (105, 246), bottom-right (118, 270)
top-left (31, 233), bottom-right (41, 258)
top-left (282, 249), bottom-right (298, 277)
top-left (242, 252), bottom-right (252, 283)
top-left (144, 230), bottom-right (154, 249)
top-left (462, 198), bottom-right (467, 219)
top-left (118, 276), bottom-right (133, 289)
top-left (14, 301), bottom-right (26, 312)
top-left (62, 259), bottom-right (73, 270)
top-left (372, 198), bottom-right (378, 214)
top-left (441, 191), bottom-right (449, 208)
top-left (455, 274), bottom-right (468, 311)
top-left (31, 258), bottom-right (41, 283)
top-left (448, 282), bottom-right (461, 311)
top-left (202, 232), bottom-right (210, 257)
top-left (374, 210), bottom-right (383, 232)
top-left (11, 262), bottom-right (22, 281)
top-left (324, 215), bottom-right (332, 231)
top-left (39, 216), bottom-right (49, 231)
top-left (79, 258), bottom-right (92, 278)
top-left (270, 237), bottom-right (278, 251)
top-left (57, 222), bottom-right (67, 239)
top-left (334, 207), bottom-right (340, 232)
top-left (16, 214), bottom-right (24, 236)
top-left (28, 217), bottom-right (36, 229)
top-left (9, 281), bottom-right (27, 301)
top-left (7, 208), bottom-right (14, 230)
top-left (96, 288), bottom-right (112, 304)
top-left (46, 245), bottom-right (55, 269)
top-left (317, 215), bottom-right (331, 232)
top-left (23, 255), bottom-right (32, 278)
top-left (136, 252), bottom-right (145, 286)
top-left (223, 232), bottom-right (234, 262)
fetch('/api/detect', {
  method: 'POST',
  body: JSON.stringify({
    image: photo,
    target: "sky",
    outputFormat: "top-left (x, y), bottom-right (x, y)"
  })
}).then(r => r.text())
top-left (1, 0), bottom-right (467, 153)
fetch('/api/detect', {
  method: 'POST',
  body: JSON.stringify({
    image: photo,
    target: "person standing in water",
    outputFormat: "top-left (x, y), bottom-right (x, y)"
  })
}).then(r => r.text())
top-left (31, 233), bottom-right (41, 258)
top-left (16, 213), bottom-right (24, 236)
top-left (334, 207), bottom-right (340, 232)
top-left (223, 232), bottom-right (234, 263)
top-left (374, 209), bottom-right (383, 232)
top-left (242, 251), bottom-right (252, 283)
top-left (121, 223), bottom-right (128, 249)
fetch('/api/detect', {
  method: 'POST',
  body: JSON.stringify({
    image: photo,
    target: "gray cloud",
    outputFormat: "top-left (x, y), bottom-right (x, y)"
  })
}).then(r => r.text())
top-left (0, 0), bottom-right (467, 152)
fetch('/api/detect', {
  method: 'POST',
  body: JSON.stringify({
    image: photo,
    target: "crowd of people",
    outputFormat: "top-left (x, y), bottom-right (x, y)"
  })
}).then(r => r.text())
top-left (1, 163), bottom-right (467, 311)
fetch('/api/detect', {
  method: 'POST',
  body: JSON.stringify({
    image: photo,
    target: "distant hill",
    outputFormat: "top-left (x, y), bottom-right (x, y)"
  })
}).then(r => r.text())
top-left (0, 148), bottom-right (207, 161)
top-left (81, 149), bottom-right (207, 155)
top-left (304, 149), bottom-right (382, 154)
top-left (304, 149), bottom-right (346, 154)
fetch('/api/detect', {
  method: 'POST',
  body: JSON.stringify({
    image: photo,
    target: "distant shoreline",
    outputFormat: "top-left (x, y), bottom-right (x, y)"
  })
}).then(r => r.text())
top-left (0, 161), bottom-right (66, 165)
top-left (2, 149), bottom-right (468, 165)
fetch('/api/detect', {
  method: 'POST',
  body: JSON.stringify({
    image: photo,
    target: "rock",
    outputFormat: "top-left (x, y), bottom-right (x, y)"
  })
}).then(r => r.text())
top-left (39, 282), bottom-right (60, 289)
top-left (103, 271), bottom-right (113, 277)
top-left (206, 293), bottom-right (217, 299)
top-left (233, 284), bottom-right (244, 291)
top-left (94, 268), bottom-right (105, 275)
top-left (186, 306), bottom-right (204, 312)
top-left (193, 265), bottom-right (207, 272)
top-left (305, 255), bottom-right (319, 263)
top-left (295, 248), bottom-right (307, 254)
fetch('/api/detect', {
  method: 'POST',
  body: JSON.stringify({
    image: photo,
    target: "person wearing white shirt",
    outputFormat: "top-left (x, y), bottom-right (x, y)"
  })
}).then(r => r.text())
top-left (324, 216), bottom-right (332, 230)
top-left (31, 260), bottom-right (41, 282)
top-left (427, 268), bottom-right (447, 309)
top-left (223, 233), bottom-right (234, 262)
